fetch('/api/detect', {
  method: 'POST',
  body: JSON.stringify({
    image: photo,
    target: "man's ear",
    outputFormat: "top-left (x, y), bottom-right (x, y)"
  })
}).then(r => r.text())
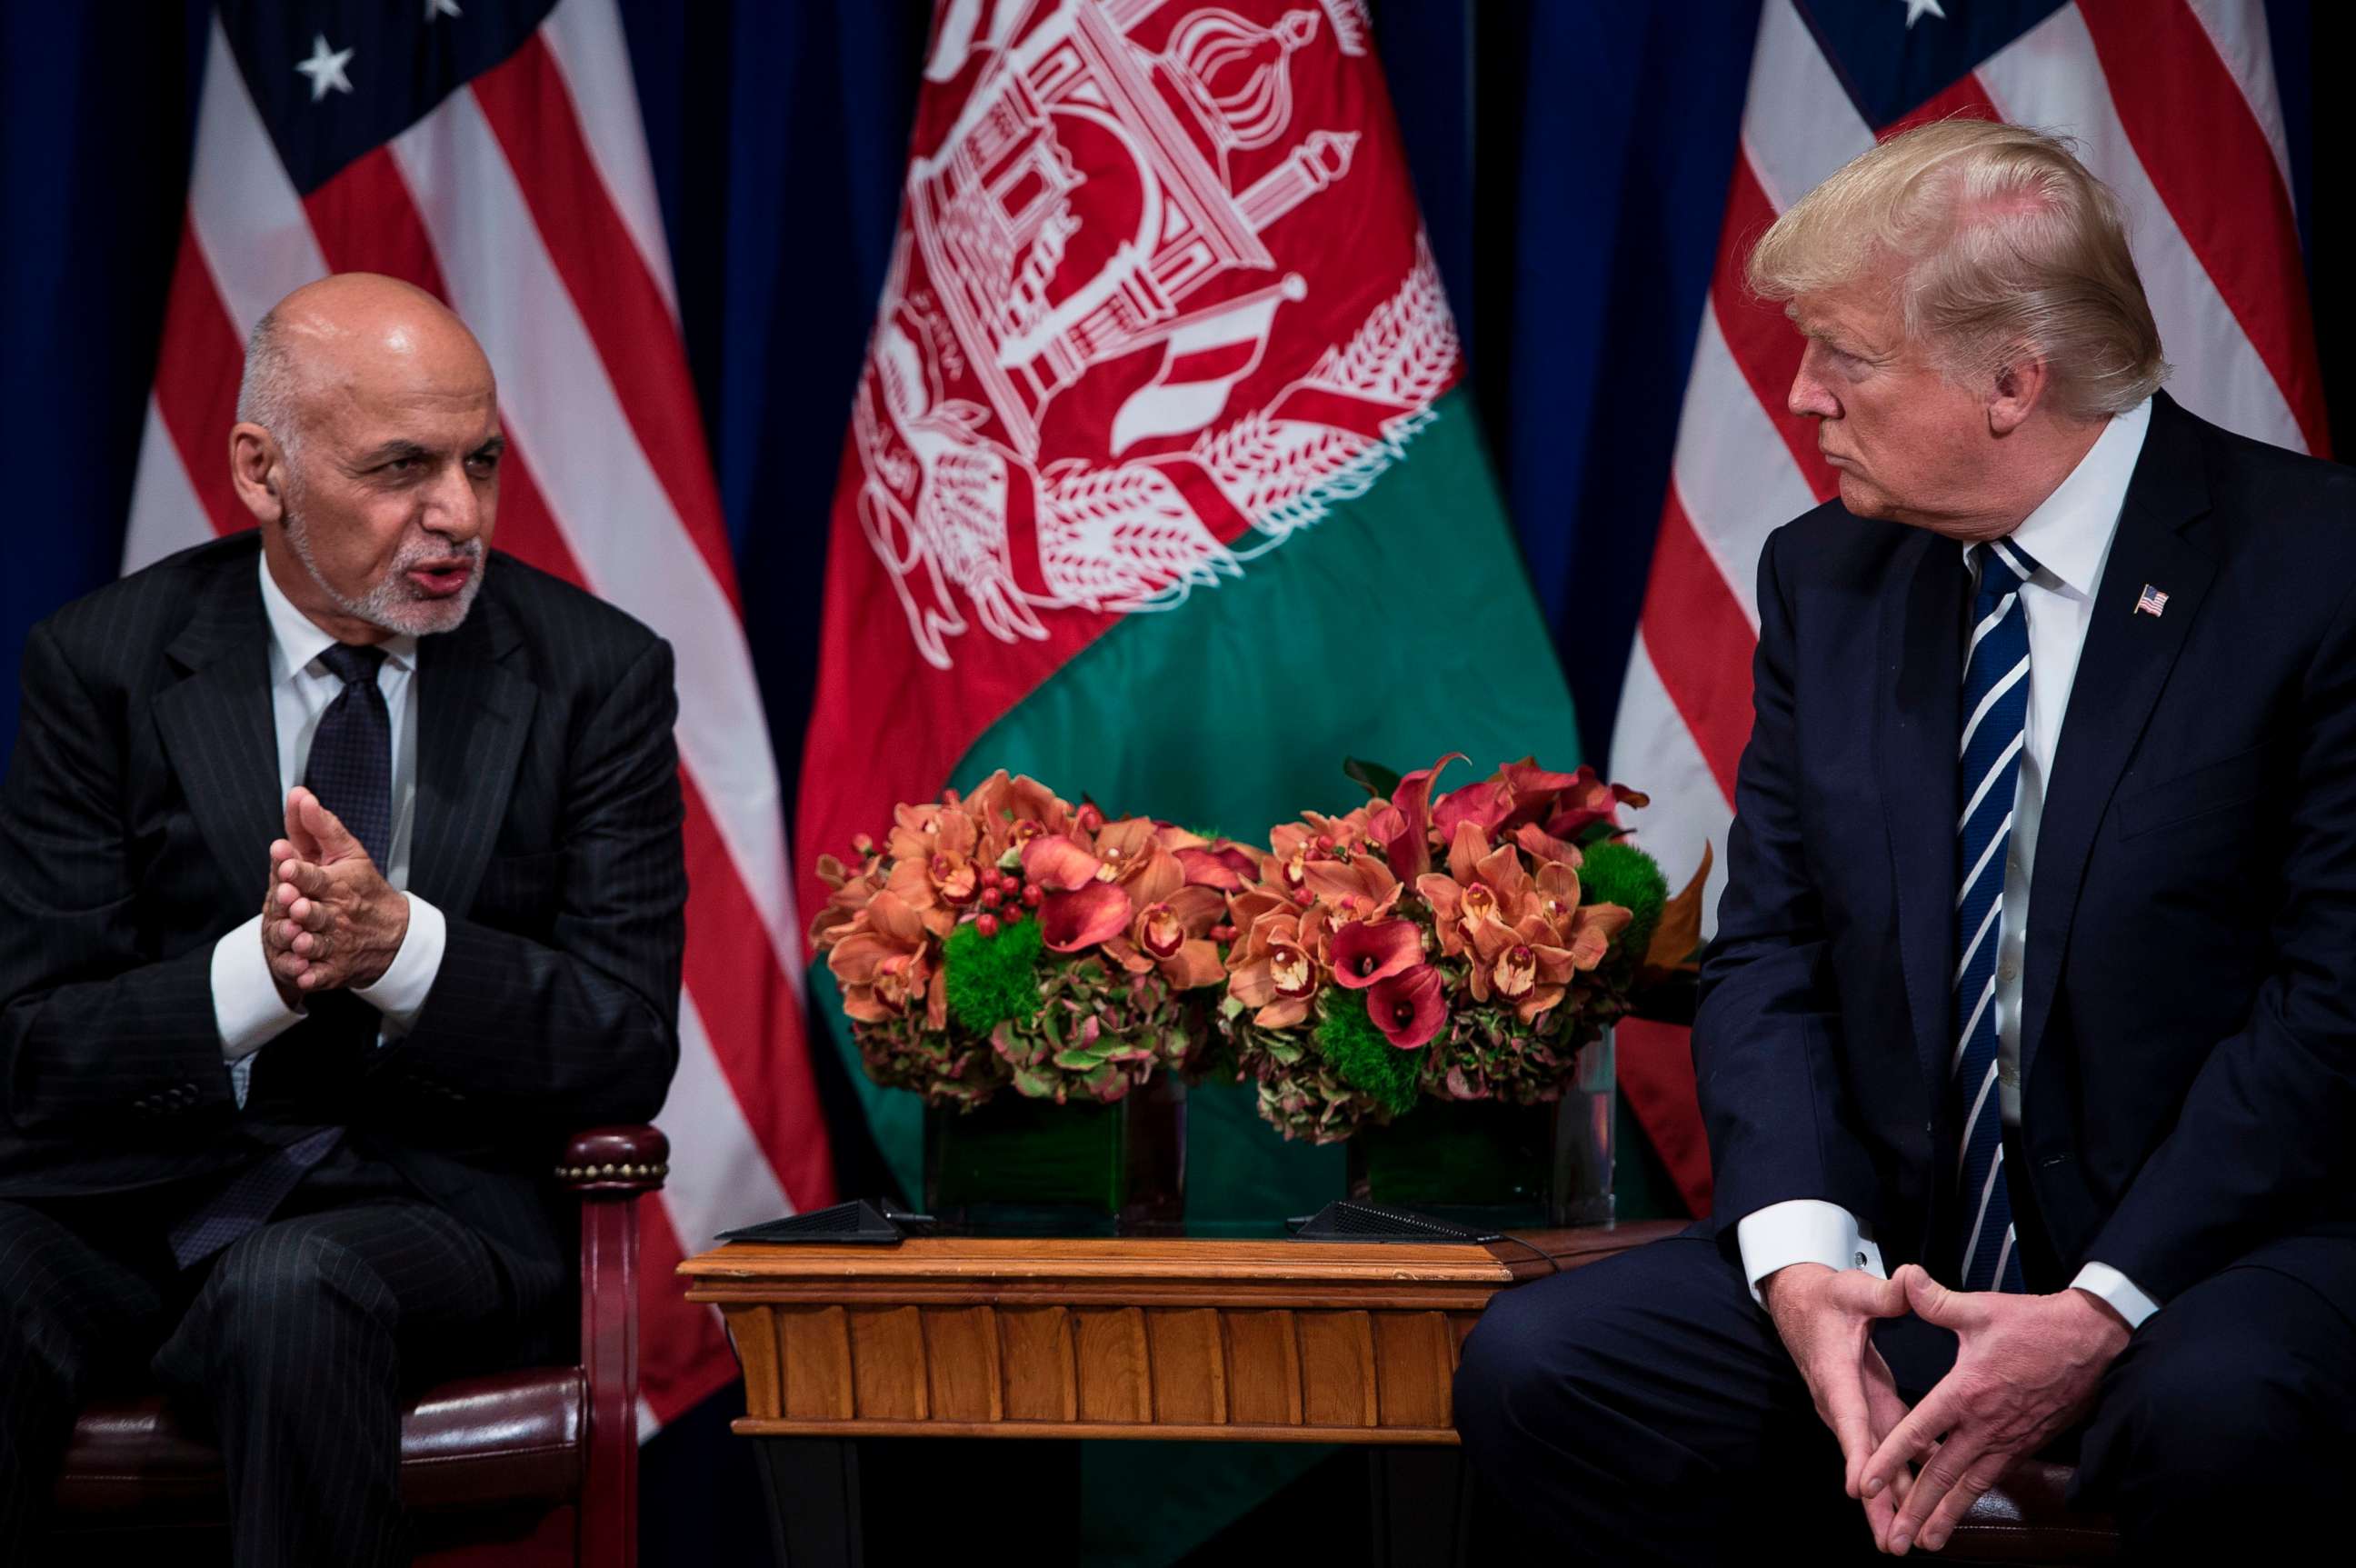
top-left (228, 423), bottom-right (287, 526)
top-left (1986, 355), bottom-right (2052, 437)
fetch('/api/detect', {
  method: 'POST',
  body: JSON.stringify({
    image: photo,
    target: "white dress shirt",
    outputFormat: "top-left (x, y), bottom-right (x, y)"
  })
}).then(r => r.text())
top-left (1738, 399), bottom-right (2162, 1330)
top-left (207, 554), bottom-right (449, 1104)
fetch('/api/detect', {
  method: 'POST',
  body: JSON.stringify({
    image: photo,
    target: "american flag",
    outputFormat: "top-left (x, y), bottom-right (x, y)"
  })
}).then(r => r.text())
top-left (121, 0), bottom-right (834, 1434)
top-left (1607, 0), bottom-right (2325, 1197)
top-left (2137, 583), bottom-right (2171, 616)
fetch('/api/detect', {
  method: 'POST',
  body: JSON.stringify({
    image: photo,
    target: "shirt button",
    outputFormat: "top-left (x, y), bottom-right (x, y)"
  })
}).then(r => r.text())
top-left (1997, 959), bottom-right (2020, 984)
top-left (2006, 857), bottom-right (2022, 878)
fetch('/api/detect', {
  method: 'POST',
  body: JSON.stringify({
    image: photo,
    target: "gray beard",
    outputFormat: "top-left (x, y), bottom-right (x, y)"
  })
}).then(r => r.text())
top-left (284, 501), bottom-right (485, 637)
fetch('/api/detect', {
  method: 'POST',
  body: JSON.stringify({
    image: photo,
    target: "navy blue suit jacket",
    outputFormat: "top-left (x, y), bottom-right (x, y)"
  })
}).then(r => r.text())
top-left (1694, 392), bottom-right (2356, 1305)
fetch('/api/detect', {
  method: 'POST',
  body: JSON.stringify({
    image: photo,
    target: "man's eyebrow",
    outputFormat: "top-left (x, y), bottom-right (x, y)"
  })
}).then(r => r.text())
top-left (354, 439), bottom-right (433, 467)
top-left (471, 434), bottom-right (508, 458)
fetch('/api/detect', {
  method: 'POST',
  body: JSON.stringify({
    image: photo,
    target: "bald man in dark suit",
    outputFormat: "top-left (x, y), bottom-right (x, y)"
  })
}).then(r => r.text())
top-left (0, 274), bottom-right (684, 1563)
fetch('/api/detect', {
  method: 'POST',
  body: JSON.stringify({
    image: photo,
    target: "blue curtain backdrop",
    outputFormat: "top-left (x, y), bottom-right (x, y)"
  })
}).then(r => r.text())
top-left (2, 1), bottom-right (2341, 1561)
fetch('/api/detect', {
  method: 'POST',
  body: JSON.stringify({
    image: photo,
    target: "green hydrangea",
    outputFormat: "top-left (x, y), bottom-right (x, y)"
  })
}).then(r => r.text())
top-left (991, 954), bottom-right (1193, 1104)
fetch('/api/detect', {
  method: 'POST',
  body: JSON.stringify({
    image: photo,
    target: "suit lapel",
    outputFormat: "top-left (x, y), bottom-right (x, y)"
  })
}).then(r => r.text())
top-left (2019, 394), bottom-right (2216, 1082)
top-left (1878, 529), bottom-right (1974, 1095)
top-left (407, 595), bottom-right (534, 915)
top-left (154, 552), bottom-right (281, 904)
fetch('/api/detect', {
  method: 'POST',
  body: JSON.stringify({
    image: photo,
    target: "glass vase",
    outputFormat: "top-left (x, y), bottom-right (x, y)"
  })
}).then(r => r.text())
top-left (923, 1069), bottom-right (1187, 1236)
top-left (1347, 1027), bottom-right (1615, 1231)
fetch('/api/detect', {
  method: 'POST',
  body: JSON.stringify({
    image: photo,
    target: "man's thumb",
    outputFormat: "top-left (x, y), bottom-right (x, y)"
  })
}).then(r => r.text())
top-left (1902, 1263), bottom-right (1964, 1325)
top-left (285, 787), bottom-right (323, 856)
top-left (298, 789), bottom-right (364, 860)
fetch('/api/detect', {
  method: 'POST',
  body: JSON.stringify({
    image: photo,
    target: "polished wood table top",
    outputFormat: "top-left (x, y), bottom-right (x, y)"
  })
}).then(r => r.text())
top-left (678, 1219), bottom-right (1682, 1447)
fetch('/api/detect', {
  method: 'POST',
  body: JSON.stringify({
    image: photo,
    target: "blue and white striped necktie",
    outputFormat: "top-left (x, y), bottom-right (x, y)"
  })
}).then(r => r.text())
top-left (1950, 536), bottom-right (2038, 1293)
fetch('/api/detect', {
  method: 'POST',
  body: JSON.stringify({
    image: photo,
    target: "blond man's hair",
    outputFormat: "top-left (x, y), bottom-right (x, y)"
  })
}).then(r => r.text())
top-left (1747, 120), bottom-right (2168, 420)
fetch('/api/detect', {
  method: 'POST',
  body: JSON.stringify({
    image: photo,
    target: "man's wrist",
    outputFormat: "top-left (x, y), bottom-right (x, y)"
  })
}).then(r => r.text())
top-left (1758, 1260), bottom-right (1833, 1315)
top-left (2066, 1284), bottom-right (2134, 1345)
top-left (352, 887), bottom-right (412, 989)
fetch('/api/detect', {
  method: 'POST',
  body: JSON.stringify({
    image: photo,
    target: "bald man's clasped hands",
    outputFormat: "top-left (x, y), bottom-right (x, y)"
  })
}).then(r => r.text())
top-left (261, 785), bottom-right (411, 1001)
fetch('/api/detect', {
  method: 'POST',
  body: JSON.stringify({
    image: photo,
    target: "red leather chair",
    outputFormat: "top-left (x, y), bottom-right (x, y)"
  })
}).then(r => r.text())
top-left (1942, 1461), bottom-right (2120, 1563)
top-left (45, 1126), bottom-right (667, 1568)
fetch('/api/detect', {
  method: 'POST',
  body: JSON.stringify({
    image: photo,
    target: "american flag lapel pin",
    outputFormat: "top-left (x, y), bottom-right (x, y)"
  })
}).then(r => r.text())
top-left (2135, 584), bottom-right (2170, 617)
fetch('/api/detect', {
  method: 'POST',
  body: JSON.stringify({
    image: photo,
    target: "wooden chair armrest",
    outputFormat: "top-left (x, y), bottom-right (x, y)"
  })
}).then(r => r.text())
top-left (554, 1125), bottom-right (669, 1196)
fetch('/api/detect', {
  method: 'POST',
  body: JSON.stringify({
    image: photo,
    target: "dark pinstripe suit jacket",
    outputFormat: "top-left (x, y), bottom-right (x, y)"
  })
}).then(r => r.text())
top-left (0, 532), bottom-right (684, 1303)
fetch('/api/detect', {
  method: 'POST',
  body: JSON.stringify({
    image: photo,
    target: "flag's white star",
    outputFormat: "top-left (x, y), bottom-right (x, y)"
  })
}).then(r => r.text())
top-left (294, 34), bottom-right (354, 102)
top-left (425, 0), bottom-right (462, 20)
top-left (1904, 0), bottom-right (1947, 25)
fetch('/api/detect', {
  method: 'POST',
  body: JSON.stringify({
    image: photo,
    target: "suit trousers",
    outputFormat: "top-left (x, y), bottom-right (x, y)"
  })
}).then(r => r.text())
top-left (0, 1146), bottom-right (514, 1567)
top-left (1453, 1228), bottom-right (2356, 1565)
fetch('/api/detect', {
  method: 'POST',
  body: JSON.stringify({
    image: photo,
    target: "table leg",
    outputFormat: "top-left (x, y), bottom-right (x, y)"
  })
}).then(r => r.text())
top-left (755, 1437), bottom-right (863, 1568)
top-left (1368, 1446), bottom-right (1470, 1567)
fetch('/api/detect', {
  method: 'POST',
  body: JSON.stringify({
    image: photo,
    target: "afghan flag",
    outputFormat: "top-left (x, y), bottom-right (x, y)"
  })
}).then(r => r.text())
top-left (798, 0), bottom-right (1601, 1229)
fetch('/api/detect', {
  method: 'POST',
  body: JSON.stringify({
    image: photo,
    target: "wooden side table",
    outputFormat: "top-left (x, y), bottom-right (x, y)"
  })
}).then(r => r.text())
top-left (678, 1220), bottom-right (1680, 1563)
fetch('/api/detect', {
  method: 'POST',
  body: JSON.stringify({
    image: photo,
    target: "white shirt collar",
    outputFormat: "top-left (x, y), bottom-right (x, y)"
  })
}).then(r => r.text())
top-left (1966, 397), bottom-right (2152, 599)
top-left (255, 550), bottom-right (418, 684)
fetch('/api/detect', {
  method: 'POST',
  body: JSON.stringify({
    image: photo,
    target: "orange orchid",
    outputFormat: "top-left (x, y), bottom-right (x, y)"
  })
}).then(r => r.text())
top-left (1296, 850), bottom-right (1401, 925)
top-left (1105, 884), bottom-right (1227, 990)
top-left (963, 769), bottom-right (1074, 843)
top-left (825, 888), bottom-right (948, 1030)
top-left (1415, 821), bottom-right (1538, 957)
top-left (1226, 908), bottom-right (1323, 1029)
top-left (1090, 815), bottom-right (1185, 907)
top-left (1266, 807), bottom-right (1380, 901)
top-left (809, 850), bottom-right (887, 951)
top-left (1462, 912), bottom-right (1576, 1019)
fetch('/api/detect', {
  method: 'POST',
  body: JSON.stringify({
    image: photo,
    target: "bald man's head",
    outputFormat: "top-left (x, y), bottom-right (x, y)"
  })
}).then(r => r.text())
top-left (229, 274), bottom-right (504, 643)
top-left (235, 274), bottom-right (491, 459)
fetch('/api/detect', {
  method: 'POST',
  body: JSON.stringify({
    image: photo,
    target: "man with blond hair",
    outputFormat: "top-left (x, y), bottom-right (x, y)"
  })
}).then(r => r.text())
top-left (1457, 121), bottom-right (2356, 1561)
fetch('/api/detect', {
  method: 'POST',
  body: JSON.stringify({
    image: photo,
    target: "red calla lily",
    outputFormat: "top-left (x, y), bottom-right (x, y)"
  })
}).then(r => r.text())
top-left (1366, 963), bottom-right (1446, 1048)
top-left (1327, 916), bottom-right (1423, 990)
top-left (1040, 882), bottom-right (1132, 952)
top-left (1376, 753), bottom-right (1466, 881)
top-left (1023, 834), bottom-right (1103, 892)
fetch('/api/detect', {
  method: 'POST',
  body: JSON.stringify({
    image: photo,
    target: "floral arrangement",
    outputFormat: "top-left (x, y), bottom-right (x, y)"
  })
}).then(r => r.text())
top-left (809, 771), bottom-right (1248, 1107)
top-left (1218, 754), bottom-right (1702, 1144)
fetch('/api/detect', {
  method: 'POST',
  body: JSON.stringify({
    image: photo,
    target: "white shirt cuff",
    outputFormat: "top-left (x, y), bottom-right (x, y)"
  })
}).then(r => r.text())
top-left (212, 914), bottom-right (306, 1062)
top-left (351, 892), bottom-right (444, 1038)
top-left (2071, 1262), bottom-right (2161, 1331)
top-left (1736, 1199), bottom-right (1886, 1308)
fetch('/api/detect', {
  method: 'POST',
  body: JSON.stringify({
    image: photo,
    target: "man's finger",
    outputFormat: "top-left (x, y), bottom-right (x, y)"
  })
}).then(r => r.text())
top-left (1863, 1488), bottom-right (1903, 1554)
top-left (1901, 1265), bottom-right (1980, 1333)
top-left (1828, 1269), bottom-right (1908, 1318)
top-left (1913, 1451), bottom-right (2012, 1554)
top-left (1862, 1380), bottom-right (1956, 1499)
top-left (277, 859), bottom-right (329, 899)
top-left (1890, 1425), bottom-right (1990, 1554)
top-left (1812, 1354), bottom-right (1877, 1498)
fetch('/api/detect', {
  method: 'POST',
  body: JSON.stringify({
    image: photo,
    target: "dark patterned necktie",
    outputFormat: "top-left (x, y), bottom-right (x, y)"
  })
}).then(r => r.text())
top-left (304, 642), bottom-right (392, 866)
top-left (1947, 537), bottom-right (2038, 1293)
top-left (169, 644), bottom-right (390, 1268)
